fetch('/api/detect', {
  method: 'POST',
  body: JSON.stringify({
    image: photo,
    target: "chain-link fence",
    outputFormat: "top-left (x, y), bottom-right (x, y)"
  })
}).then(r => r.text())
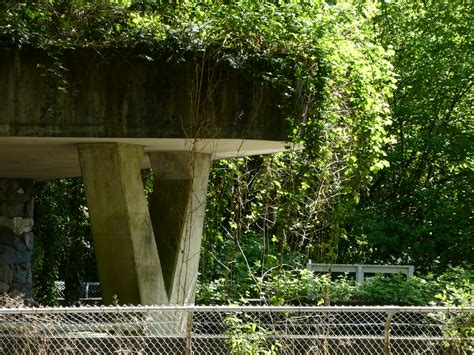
top-left (0, 305), bottom-right (471, 354)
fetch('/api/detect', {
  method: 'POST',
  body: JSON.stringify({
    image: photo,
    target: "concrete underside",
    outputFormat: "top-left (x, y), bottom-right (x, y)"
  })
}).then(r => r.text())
top-left (0, 137), bottom-right (289, 180)
top-left (0, 49), bottom-right (289, 180)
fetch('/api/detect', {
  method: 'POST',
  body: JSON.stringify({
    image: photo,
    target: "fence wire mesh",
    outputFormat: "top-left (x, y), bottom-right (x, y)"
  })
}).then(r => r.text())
top-left (0, 305), bottom-right (471, 354)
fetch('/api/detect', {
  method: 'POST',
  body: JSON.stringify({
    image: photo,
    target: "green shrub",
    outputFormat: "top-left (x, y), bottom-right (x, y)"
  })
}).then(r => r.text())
top-left (196, 267), bottom-right (473, 307)
top-left (349, 274), bottom-right (436, 305)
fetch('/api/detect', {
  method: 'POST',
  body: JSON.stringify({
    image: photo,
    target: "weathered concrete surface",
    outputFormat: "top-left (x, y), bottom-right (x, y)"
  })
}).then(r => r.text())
top-left (149, 152), bottom-right (211, 305)
top-left (78, 143), bottom-right (166, 305)
top-left (79, 145), bottom-right (212, 306)
top-left (0, 179), bottom-right (34, 298)
top-left (0, 49), bottom-right (290, 180)
top-left (0, 49), bottom-right (285, 139)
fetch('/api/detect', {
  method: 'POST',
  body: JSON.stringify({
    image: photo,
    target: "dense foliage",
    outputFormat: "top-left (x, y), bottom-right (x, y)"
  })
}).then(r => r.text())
top-left (1, 1), bottom-right (470, 305)
top-left (33, 179), bottom-right (96, 305)
top-left (196, 267), bottom-right (473, 307)
top-left (199, 0), bottom-right (395, 295)
top-left (200, 0), bottom-right (472, 304)
top-left (341, 0), bottom-right (473, 273)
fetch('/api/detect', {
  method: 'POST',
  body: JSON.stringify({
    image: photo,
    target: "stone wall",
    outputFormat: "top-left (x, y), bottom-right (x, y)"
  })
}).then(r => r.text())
top-left (0, 179), bottom-right (34, 298)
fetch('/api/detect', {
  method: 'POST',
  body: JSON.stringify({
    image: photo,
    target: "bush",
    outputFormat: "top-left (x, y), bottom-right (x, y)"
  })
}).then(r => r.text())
top-left (196, 267), bottom-right (473, 307)
top-left (348, 274), bottom-right (436, 305)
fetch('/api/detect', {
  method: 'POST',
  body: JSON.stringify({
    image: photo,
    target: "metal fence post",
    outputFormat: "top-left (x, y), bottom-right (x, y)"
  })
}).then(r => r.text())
top-left (384, 311), bottom-right (394, 355)
top-left (356, 265), bottom-right (364, 283)
top-left (185, 311), bottom-right (193, 355)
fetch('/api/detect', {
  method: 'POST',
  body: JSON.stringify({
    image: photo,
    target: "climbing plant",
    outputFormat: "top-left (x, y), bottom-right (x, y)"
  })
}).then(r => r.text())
top-left (197, 1), bottom-right (396, 294)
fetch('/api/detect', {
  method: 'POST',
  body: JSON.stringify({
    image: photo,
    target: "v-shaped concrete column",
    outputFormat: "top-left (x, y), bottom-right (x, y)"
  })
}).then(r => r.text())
top-left (78, 143), bottom-right (166, 305)
top-left (79, 143), bottom-right (211, 306)
top-left (149, 152), bottom-right (211, 305)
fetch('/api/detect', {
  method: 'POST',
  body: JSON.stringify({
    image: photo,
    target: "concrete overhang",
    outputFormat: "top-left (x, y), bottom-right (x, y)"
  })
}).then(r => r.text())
top-left (0, 137), bottom-right (293, 180)
top-left (0, 49), bottom-right (292, 180)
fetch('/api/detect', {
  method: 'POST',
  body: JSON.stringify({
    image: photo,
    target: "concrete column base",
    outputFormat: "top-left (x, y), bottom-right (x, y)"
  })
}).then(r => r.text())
top-left (78, 143), bottom-right (166, 305)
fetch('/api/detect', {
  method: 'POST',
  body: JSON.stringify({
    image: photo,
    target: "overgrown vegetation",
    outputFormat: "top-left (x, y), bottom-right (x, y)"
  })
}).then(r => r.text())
top-left (33, 179), bottom-right (95, 305)
top-left (199, 0), bottom-right (472, 306)
top-left (0, 0), bottom-right (471, 307)
top-left (342, 0), bottom-right (473, 273)
top-left (196, 267), bottom-right (473, 307)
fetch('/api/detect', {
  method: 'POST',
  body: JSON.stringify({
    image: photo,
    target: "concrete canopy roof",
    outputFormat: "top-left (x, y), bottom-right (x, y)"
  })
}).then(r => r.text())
top-left (0, 49), bottom-right (291, 180)
top-left (0, 137), bottom-right (290, 180)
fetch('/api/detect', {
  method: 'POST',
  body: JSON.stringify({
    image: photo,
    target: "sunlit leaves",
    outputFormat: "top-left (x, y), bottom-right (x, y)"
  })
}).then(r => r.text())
top-left (344, 0), bottom-right (473, 272)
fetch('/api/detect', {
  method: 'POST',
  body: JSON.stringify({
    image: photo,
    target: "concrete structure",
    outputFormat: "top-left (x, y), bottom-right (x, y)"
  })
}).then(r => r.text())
top-left (0, 48), bottom-right (290, 304)
top-left (307, 262), bottom-right (415, 283)
top-left (0, 49), bottom-right (288, 180)
top-left (79, 143), bottom-right (167, 305)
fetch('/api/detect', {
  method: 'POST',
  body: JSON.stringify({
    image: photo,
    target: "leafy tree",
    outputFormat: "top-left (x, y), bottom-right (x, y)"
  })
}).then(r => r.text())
top-left (341, 0), bottom-right (473, 272)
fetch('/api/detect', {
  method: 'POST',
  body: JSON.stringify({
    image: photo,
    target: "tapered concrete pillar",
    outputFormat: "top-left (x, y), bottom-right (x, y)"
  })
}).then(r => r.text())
top-left (78, 143), bottom-right (166, 305)
top-left (149, 152), bottom-right (212, 305)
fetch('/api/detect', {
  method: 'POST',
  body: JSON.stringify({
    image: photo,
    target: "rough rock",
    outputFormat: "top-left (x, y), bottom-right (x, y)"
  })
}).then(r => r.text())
top-left (0, 178), bottom-right (34, 299)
